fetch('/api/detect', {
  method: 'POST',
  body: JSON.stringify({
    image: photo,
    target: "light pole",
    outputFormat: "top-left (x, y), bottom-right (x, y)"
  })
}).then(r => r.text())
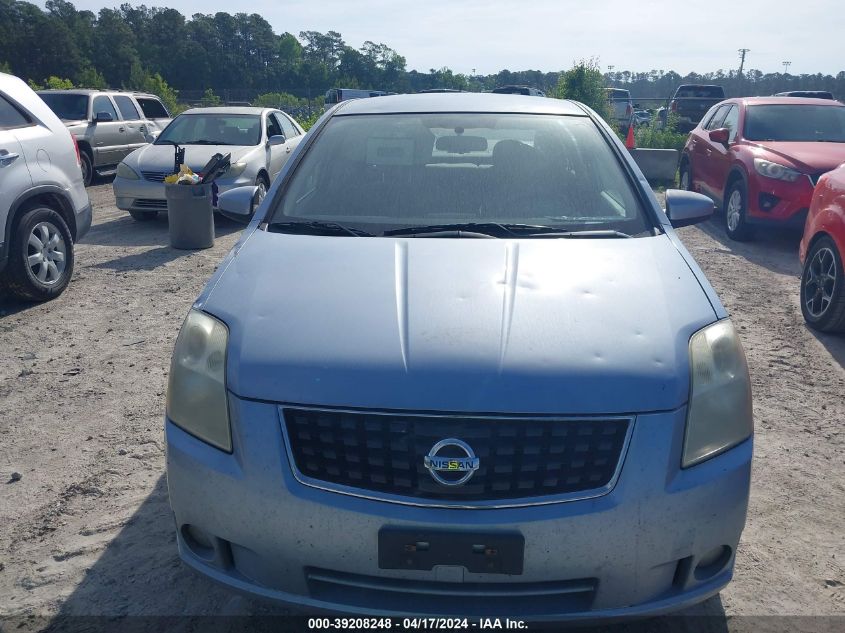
top-left (782, 61), bottom-right (791, 74)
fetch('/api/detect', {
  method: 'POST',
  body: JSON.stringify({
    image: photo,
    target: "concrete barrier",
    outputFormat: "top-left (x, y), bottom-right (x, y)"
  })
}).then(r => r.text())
top-left (629, 148), bottom-right (679, 184)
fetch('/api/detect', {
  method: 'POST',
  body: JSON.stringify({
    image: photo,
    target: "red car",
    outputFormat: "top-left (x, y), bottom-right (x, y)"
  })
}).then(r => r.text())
top-left (800, 164), bottom-right (845, 332)
top-left (679, 97), bottom-right (845, 241)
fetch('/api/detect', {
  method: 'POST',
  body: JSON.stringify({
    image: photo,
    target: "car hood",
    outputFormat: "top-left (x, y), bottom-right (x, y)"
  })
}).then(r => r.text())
top-left (751, 141), bottom-right (845, 173)
top-left (126, 143), bottom-right (256, 172)
top-left (203, 232), bottom-right (718, 415)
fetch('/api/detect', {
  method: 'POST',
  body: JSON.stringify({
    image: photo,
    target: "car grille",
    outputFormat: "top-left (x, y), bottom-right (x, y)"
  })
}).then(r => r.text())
top-left (306, 568), bottom-right (597, 615)
top-left (281, 407), bottom-right (632, 506)
top-left (141, 170), bottom-right (170, 182)
top-left (133, 198), bottom-right (167, 209)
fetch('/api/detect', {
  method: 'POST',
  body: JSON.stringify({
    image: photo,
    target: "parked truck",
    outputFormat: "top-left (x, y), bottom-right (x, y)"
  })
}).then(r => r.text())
top-left (657, 84), bottom-right (725, 133)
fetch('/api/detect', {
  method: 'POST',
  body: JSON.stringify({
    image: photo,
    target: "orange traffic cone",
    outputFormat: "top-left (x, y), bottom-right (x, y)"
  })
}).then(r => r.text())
top-left (625, 123), bottom-right (636, 150)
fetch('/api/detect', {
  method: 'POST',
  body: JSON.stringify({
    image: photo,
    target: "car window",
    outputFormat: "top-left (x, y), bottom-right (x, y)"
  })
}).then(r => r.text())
top-left (705, 105), bottom-right (730, 130)
top-left (277, 113), bottom-right (299, 138)
top-left (272, 113), bottom-right (652, 237)
top-left (676, 86), bottom-right (725, 98)
top-left (136, 97), bottom-right (169, 119)
top-left (38, 93), bottom-right (88, 120)
top-left (156, 113), bottom-right (262, 146)
top-left (266, 114), bottom-right (283, 139)
top-left (744, 105), bottom-right (845, 142)
top-left (0, 94), bottom-right (32, 129)
top-left (721, 106), bottom-right (740, 142)
top-left (113, 95), bottom-right (141, 120)
top-left (92, 96), bottom-right (118, 121)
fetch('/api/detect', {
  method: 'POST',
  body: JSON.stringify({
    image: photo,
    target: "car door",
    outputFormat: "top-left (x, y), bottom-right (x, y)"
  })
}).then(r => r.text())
top-left (90, 95), bottom-right (124, 168)
top-left (276, 112), bottom-right (303, 168)
top-left (706, 105), bottom-right (740, 201)
top-left (695, 104), bottom-right (730, 198)
top-left (0, 93), bottom-right (33, 255)
top-left (112, 95), bottom-right (150, 157)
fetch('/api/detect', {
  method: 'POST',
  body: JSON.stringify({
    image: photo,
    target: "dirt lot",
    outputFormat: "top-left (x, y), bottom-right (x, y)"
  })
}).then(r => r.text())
top-left (0, 183), bottom-right (843, 629)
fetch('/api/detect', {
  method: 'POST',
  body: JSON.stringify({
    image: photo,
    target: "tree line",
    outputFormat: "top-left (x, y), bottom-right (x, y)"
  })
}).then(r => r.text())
top-left (1, 0), bottom-right (842, 109)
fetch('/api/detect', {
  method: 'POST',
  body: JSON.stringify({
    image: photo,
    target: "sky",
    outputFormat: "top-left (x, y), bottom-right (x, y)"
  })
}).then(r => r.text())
top-left (55, 0), bottom-right (844, 76)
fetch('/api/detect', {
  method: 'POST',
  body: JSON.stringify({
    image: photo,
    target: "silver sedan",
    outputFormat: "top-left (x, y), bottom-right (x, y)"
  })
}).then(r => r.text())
top-left (112, 106), bottom-right (304, 221)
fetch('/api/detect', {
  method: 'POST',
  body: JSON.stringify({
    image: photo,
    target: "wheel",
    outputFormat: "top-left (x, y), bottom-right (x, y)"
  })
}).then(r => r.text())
top-left (80, 150), bottom-right (94, 187)
top-left (724, 180), bottom-right (752, 241)
top-left (129, 209), bottom-right (158, 222)
top-left (679, 159), bottom-right (692, 191)
top-left (4, 206), bottom-right (74, 301)
top-left (254, 174), bottom-right (269, 208)
top-left (801, 236), bottom-right (845, 332)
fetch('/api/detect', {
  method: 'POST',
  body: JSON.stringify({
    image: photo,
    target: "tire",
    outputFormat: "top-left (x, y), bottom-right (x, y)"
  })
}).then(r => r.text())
top-left (129, 209), bottom-right (158, 222)
top-left (800, 236), bottom-right (845, 332)
top-left (255, 174), bottom-right (269, 208)
top-left (679, 159), bottom-right (692, 191)
top-left (5, 206), bottom-right (75, 302)
top-left (724, 179), bottom-right (752, 241)
top-left (80, 150), bottom-right (94, 187)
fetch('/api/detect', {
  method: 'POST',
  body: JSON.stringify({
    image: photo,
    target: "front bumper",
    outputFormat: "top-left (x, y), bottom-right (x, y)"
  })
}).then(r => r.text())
top-left (166, 396), bottom-right (752, 620)
top-left (113, 175), bottom-right (254, 213)
top-left (747, 175), bottom-right (814, 227)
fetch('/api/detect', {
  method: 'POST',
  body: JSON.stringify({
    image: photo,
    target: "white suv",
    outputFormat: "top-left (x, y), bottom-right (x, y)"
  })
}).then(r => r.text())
top-left (0, 73), bottom-right (91, 301)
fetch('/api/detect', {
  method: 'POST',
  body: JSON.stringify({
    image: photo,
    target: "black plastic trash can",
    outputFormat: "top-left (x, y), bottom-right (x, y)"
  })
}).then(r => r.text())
top-left (165, 184), bottom-right (215, 250)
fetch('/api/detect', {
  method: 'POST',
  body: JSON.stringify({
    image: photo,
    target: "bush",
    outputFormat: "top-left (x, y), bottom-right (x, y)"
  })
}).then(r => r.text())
top-left (200, 88), bottom-right (221, 107)
top-left (295, 110), bottom-right (322, 132)
top-left (633, 113), bottom-right (687, 151)
top-left (553, 58), bottom-right (613, 123)
top-left (28, 76), bottom-right (74, 90)
top-left (76, 68), bottom-right (107, 89)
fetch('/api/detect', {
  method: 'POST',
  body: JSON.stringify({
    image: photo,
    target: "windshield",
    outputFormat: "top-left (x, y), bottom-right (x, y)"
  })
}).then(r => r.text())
top-left (155, 113), bottom-right (261, 146)
top-left (744, 105), bottom-right (845, 142)
top-left (38, 93), bottom-right (88, 120)
top-left (271, 113), bottom-right (652, 237)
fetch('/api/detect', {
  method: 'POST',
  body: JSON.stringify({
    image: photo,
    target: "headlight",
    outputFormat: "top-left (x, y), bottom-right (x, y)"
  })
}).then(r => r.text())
top-left (166, 310), bottom-right (231, 452)
top-left (683, 319), bottom-right (753, 468)
top-left (226, 161), bottom-right (248, 179)
top-left (753, 158), bottom-right (802, 182)
top-left (116, 162), bottom-right (139, 180)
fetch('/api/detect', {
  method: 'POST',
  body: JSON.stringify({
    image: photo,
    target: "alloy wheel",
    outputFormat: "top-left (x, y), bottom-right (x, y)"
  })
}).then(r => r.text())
top-left (726, 190), bottom-right (743, 231)
top-left (27, 221), bottom-right (67, 286)
top-left (805, 247), bottom-right (837, 318)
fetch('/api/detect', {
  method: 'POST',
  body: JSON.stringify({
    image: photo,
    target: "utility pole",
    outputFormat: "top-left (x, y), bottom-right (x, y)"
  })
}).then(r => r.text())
top-left (782, 61), bottom-right (791, 74)
top-left (607, 65), bottom-right (614, 86)
top-left (737, 48), bottom-right (750, 77)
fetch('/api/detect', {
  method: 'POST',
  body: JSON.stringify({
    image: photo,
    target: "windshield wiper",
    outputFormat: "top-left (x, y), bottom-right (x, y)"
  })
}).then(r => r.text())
top-left (384, 222), bottom-right (552, 238)
top-left (384, 223), bottom-right (634, 239)
top-left (525, 229), bottom-right (634, 238)
top-left (267, 220), bottom-right (373, 237)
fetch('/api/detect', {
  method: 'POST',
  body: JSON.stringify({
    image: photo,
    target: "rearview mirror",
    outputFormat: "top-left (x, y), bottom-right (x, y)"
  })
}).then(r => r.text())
top-left (94, 111), bottom-right (114, 123)
top-left (217, 186), bottom-right (259, 217)
top-left (708, 128), bottom-right (730, 145)
top-left (664, 189), bottom-right (714, 228)
top-left (267, 134), bottom-right (286, 147)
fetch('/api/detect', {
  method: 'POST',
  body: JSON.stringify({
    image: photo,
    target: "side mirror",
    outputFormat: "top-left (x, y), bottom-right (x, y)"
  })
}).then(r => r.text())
top-left (217, 186), bottom-right (259, 216)
top-left (665, 189), bottom-right (714, 228)
top-left (708, 128), bottom-right (730, 145)
top-left (267, 134), bottom-right (286, 147)
top-left (94, 111), bottom-right (114, 123)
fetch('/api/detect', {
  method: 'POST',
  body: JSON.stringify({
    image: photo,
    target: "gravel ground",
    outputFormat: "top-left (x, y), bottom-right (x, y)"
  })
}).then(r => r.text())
top-left (0, 183), bottom-right (843, 630)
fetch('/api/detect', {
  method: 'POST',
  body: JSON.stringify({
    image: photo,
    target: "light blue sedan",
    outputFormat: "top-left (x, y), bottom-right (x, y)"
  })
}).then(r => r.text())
top-left (165, 93), bottom-right (753, 621)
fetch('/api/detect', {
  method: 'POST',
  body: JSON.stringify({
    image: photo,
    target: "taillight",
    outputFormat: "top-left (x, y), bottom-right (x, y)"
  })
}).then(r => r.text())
top-left (670, 101), bottom-right (678, 112)
top-left (626, 103), bottom-right (633, 117)
top-left (72, 137), bottom-right (81, 166)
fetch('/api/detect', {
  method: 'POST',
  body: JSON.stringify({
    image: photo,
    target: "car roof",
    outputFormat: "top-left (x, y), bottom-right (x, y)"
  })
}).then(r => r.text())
top-left (36, 89), bottom-right (153, 96)
top-left (735, 96), bottom-right (844, 106)
top-left (333, 93), bottom-right (587, 116)
top-left (181, 106), bottom-right (268, 116)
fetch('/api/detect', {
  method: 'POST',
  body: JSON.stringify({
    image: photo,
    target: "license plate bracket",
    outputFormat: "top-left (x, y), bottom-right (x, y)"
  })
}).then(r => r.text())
top-left (378, 528), bottom-right (524, 575)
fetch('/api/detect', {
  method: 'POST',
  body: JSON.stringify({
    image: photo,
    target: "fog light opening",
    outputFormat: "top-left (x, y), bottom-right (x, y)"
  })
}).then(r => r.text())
top-left (181, 524), bottom-right (216, 561)
top-left (693, 545), bottom-right (732, 581)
